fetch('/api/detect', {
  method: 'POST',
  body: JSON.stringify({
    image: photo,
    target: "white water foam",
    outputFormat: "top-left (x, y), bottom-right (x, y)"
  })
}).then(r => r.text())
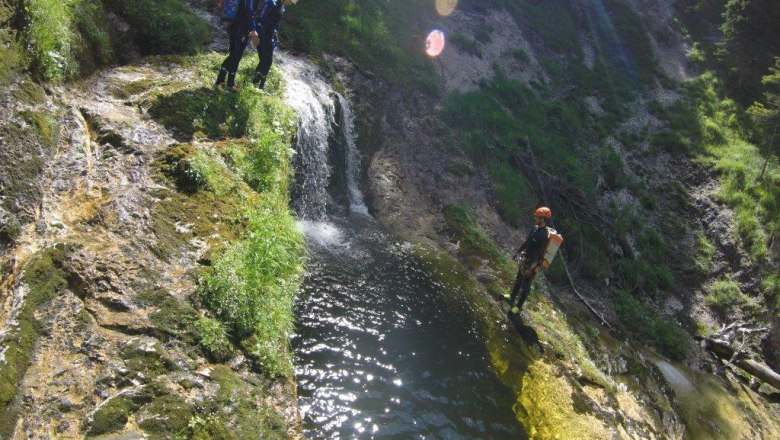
top-left (298, 220), bottom-right (347, 248)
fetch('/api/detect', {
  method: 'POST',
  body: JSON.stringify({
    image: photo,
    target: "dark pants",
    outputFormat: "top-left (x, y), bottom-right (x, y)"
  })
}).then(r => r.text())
top-left (217, 33), bottom-right (250, 87)
top-left (510, 267), bottom-right (535, 309)
top-left (253, 33), bottom-right (276, 89)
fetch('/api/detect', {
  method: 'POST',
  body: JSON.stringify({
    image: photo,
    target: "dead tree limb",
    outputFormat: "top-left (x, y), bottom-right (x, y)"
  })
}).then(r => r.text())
top-left (700, 336), bottom-right (780, 390)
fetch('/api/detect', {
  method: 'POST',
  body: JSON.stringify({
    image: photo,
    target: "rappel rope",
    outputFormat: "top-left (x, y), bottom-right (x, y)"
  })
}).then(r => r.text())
top-left (524, 136), bottom-right (614, 329)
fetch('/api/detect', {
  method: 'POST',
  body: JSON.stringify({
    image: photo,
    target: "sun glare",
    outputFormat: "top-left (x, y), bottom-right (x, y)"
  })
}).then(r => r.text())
top-left (435, 0), bottom-right (458, 16)
top-left (426, 30), bottom-right (446, 57)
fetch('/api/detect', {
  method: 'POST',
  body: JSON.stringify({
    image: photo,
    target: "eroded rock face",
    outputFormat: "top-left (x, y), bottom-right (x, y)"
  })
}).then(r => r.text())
top-left (0, 59), bottom-right (301, 439)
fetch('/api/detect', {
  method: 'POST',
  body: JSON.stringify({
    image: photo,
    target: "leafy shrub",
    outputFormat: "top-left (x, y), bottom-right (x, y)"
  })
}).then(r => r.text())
top-left (195, 317), bottom-right (234, 362)
top-left (22, 0), bottom-right (113, 81)
top-left (613, 289), bottom-right (692, 360)
top-left (706, 278), bottom-right (748, 311)
top-left (102, 0), bottom-right (210, 55)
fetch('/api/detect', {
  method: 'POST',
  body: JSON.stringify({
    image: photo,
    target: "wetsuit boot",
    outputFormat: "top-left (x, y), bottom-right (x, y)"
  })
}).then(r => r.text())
top-left (252, 71), bottom-right (267, 90)
top-left (214, 67), bottom-right (228, 90)
top-left (227, 72), bottom-right (238, 91)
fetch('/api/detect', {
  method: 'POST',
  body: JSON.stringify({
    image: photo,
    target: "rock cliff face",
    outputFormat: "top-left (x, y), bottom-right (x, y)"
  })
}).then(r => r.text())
top-left (323, 1), bottom-right (780, 438)
top-left (0, 53), bottom-right (301, 440)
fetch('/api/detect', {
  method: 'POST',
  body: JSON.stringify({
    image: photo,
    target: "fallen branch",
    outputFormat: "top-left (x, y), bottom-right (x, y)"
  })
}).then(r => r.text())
top-left (559, 254), bottom-right (614, 329)
top-left (700, 336), bottom-right (780, 390)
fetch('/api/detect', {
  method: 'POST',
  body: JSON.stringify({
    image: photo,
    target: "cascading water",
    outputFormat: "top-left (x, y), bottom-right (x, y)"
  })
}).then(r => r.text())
top-left (336, 93), bottom-right (369, 215)
top-left (278, 55), bottom-right (335, 220)
top-left (280, 55), bottom-right (525, 439)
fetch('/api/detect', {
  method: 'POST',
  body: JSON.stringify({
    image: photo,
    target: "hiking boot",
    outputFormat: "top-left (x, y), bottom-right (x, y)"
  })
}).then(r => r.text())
top-left (508, 306), bottom-right (520, 316)
top-left (213, 82), bottom-right (224, 92)
top-left (501, 293), bottom-right (511, 303)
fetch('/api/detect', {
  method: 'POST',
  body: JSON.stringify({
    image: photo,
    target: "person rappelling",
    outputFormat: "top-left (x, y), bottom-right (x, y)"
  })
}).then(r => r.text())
top-left (252, 0), bottom-right (296, 90)
top-left (214, 0), bottom-right (260, 91)
top-left (505, 206), bottom-right (563, 315)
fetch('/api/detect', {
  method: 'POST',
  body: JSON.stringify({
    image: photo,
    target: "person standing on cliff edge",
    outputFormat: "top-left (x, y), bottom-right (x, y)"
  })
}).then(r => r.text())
top-left (214, 0), bottom-right (260, 91)
top-left (505, 206), bottom-right (554, 315)
top-left (252, 0), bottom-right (296, 90)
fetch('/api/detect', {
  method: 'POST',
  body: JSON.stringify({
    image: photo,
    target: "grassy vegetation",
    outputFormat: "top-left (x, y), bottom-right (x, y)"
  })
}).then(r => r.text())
top-left (148, 54), bottom-right (304, 379)
top-left (442, 204), bottom-right (514, 277)
top-left (21, 0), bottom-right (114, 81)
top-left (0, 0), bottom-right (23, 85)
top-left (652, 73), bottom-right (780, 263)
top-left (694, 232), bottom-right (716, 274)
top-left (0, 245), bottom-right (70, 438)
top-left (706, 278), bottom-right (749, 311)
top-left (613, 289), bottom-right (692, 360)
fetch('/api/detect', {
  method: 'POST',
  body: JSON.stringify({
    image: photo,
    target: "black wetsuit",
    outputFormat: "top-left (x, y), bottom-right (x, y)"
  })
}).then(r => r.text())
top-left (509, 225), bottom-right (549, 309)
top-left (252, 0), bottom-right (286, 89)
top-left (216, 0), bottom-right (258, 87)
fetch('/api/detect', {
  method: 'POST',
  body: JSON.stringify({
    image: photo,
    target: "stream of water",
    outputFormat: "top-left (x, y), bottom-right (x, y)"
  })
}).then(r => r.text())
top-left (280, 55), bottom-right (525, 439)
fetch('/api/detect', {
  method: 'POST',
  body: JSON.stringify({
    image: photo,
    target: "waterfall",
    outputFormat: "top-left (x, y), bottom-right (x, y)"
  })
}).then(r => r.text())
top-left (336, 93), bottom-right (369, 215)
top-left (278, 55), bottom-right (368, 219)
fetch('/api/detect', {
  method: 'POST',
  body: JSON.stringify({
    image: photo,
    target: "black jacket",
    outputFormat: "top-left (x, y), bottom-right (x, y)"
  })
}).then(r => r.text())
top-left (518, 226), bottom-right (549, 266)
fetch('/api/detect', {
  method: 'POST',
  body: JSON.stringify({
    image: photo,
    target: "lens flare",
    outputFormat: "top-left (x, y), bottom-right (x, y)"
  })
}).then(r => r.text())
top-left (435, 0), bottom-right (458, 16)
top-left (425, 30), bottom-right (446, 57)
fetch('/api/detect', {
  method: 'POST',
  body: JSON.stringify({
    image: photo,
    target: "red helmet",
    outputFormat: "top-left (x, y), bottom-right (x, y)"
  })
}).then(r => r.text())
top-left (534, 206), bottom-right (552, 219)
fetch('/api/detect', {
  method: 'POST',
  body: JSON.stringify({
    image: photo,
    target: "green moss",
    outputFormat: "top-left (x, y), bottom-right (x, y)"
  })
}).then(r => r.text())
top-left (107, 77), bottom-right (158, 99)
top-left (85, 395), bottom-right (138, 437)
top-left (12, 81), bottom-right (47, 104)
top-left (0, 245), bottom-right (70, 437)
top-left (148, 293), bottom-right (199, 343)
top-left (148, 88), bottom-right (249, 140)
top-left (188, 416), bottom-right (237, 440)
top-left (119, 339), bottom-right (177, 379)
top-left (0, 203), bottom-right (22, 242)
top-left (138, 395), bottom-right (194, 438)
top-left (695, 232), bottom-right (716, 274)
top-left (206, 366), bottom-right (286, 440)
top-left (19, 109), bottom-right (59, 147)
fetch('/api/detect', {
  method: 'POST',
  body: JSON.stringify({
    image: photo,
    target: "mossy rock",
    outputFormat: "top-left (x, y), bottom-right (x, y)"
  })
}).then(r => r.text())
top-left (140, 290), bottom-right (199, 343)
top-left (0, 245), bottom-right (71, 436)
top-left (208, 366), bottom-right (287, 440)
top-left (19, 109), bottom-right (59, 147)
top-left (85, 395), bottom-right (139, 437)
top-left (107, 77), bottom-right (158, 100)
top-left (148, 88), bottom-right (248, 141)
top-left (137, 395), bottom-right (194, 438)
top-left (12, 81), bottom-right (47, 104)
top-left (101, 0), bottom-right (211, 56)
top-left (119, 338), bottom-right (177, 379)
top-left (0, 203), bottom-right (22, 242)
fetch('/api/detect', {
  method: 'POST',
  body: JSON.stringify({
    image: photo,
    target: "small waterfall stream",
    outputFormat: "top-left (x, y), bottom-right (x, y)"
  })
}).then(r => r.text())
top-left (279, 55), bottom-right (525, 439)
